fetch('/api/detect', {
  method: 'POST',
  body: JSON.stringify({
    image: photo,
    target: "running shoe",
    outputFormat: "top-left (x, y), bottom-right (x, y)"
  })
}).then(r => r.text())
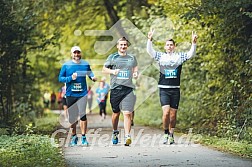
top-left (112, 130), bottom-right (119, 144)
top-left (169, 135), bottom-right (175, 145)
top-left (163, 134), bottom-right (169, 144)
top-left (70, 135), bottom-right (78, 146)
top-left (124, 135), bottom-right (132, 146)
top-left (81, 136), bottom-right (89, 146)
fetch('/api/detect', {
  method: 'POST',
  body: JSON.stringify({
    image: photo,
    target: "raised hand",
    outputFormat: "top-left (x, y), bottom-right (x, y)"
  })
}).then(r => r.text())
top-left (192, 31), bottom-right (198, 44)
top-left (148, 28), bottom-right (155, 40)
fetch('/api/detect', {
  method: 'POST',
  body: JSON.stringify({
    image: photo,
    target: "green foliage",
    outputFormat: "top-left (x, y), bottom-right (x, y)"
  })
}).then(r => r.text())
top-left (0, 0), bottom-right (33, 127)
top-left (0, 135), bottom-right (66, 167)
top-left (0, 113), bottom-right (64, 166)
top-left (135, 92), bottom-right (162, 127)
top-left (34, 112), bottom-right (60, 134)
top-left (199, 135), bottom-right (252, 158)
top-left (178, 0), bottom-right (252, 142)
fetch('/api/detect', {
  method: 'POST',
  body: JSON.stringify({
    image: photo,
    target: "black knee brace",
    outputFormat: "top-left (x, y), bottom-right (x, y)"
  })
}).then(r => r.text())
top-left (80, 115), bottom-right (87, 121)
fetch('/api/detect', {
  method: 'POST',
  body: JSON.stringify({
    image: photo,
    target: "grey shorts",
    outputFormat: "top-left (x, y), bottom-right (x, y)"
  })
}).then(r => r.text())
top-left (110, 86), bottom-right (136, 113)
top-left (66, 96), bottom-right (87, 123)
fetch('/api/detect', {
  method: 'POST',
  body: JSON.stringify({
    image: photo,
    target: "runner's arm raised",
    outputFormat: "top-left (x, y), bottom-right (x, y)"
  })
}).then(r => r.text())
top-left (181, 31), bottom-right (198, 63)
top-left (146, 28), bottom-right (157, 59)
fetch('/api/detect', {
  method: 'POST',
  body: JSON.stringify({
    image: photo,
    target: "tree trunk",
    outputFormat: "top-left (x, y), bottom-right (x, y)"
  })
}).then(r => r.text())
top-left (103, 0), bottom-right (120, 25)
top-left (103, 0), bottom-right (127, 38)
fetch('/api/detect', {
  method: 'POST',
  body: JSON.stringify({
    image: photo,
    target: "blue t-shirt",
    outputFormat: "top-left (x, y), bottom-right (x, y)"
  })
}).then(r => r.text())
top-left (58, 60), bottom-right (94, 97)
top-left (96, 87), bottom-right (109, 103)
top-left (104, 83), bottom-right (110, 93)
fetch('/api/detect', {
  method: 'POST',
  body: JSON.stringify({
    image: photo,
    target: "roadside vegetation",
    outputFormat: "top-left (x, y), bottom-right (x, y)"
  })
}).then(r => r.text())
top-left (0, 112), bottom-right (66, 167)
top-left (199, 135), bottom-right (252, 158)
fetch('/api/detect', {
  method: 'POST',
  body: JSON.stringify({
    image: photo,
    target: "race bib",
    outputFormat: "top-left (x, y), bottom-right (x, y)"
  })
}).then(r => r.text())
top-left (117, 70), bottom-right (130, 79)
top-left (71, 83), bottom-right (83, 92)
top-left (164, 69), bottom-right (178, 78)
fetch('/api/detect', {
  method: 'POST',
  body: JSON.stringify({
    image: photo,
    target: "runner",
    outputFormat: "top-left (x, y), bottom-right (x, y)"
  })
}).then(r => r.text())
top-left (58, 46), bottom-right (97, 146)
top-left (43, 91), bottom-right (50, 108)
top-left (96, 80), bottom-right (109, 120)
top-left (102, 37), bottom-right (138, 146)
top-left (147, 29), bottom-right (198, 144)
top-left (87, 86), bottom-right (94, 114)
top-left (101, 76), bottom-right (110, 114)
top-left (50, 91), bottom-right (56, 109)
top-left (61, 84), bottom-right (68, 121)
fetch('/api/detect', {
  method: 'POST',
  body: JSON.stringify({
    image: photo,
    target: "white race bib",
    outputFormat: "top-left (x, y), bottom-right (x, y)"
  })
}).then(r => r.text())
top-left (71, 83), bottom-right (83, 92)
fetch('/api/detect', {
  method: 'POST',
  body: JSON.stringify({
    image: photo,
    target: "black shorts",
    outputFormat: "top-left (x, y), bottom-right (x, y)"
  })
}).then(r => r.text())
top-left (159, 88), bottom-right (180, 109)
top-left (110, 86), bottom-right (135, 113)
top-left (66, 96), bottom-right (87, 124)
top-left (62, 97), bottom-right (67, 106)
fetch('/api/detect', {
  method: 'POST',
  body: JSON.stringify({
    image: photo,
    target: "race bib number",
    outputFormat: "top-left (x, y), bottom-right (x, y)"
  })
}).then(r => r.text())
top-left (164, 69), bottom-right (178, 78)
top-left (117, 70), bottom-right (130, 79)
top-left (71, 83), bottom-right (83, 92)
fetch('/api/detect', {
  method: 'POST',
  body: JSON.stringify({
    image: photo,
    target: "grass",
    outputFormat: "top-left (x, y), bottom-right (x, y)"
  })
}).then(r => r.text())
top-left (0, 135), bottom-right (66, 167)
top-left (0, 110), bottom-right (66, 167)
top-left (34, 111), bottom-right (60, 134)
top-left (198, 135), bottom-right (252, 159)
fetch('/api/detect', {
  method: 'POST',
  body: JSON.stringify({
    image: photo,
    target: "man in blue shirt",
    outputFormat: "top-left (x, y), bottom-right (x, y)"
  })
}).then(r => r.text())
top-left (59, 46), bottom-right (97, 146)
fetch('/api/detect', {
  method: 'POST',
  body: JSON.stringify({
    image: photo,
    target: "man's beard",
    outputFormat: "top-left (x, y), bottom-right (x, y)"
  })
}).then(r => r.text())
top-left (73, 55), bottom-right (81, 60)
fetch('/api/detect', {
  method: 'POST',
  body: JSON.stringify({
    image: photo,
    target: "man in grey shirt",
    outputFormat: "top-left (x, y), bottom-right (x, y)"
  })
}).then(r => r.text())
top-left (103, 37), bottom-right (138, 146)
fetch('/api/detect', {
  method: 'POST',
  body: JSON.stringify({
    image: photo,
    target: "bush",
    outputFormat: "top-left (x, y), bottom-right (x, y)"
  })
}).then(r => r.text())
top-left (0, 135), bottom-right (66, 167)
top-left (33, 112), bottom-right (60, 134)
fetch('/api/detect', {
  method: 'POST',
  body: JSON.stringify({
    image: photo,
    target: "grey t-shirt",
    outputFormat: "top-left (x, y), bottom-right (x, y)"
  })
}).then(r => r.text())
top-left (104, 52), bottom-right (138, 89)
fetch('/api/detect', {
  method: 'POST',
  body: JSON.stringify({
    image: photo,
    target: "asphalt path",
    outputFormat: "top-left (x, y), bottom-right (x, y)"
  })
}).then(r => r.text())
top-left (52, 111), bottom-right (252, 167)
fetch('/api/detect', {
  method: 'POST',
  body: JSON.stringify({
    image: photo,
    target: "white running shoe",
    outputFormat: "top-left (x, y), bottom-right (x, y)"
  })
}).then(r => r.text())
top-left (163, 134), bottom-right (169, 144)
top-left (124, 135), bottom-right (132, 146)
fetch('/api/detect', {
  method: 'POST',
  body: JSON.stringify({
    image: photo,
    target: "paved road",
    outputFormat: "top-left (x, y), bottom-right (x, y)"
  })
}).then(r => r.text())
top-left (54, 112), bottom-right (251, 167)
